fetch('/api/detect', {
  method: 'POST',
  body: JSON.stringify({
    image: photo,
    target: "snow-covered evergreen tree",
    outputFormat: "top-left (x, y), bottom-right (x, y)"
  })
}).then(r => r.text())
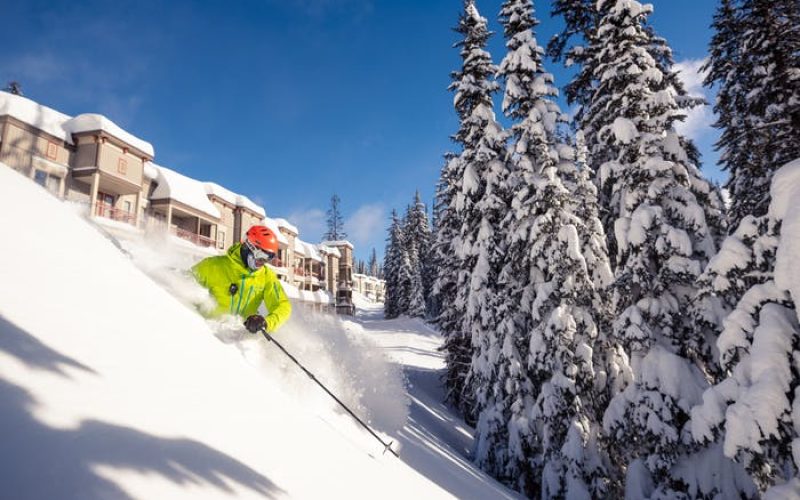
top-left (571, 132), bottom-right (631, 427)
top-left (404, 191), bottom-right (433, 317)
top-left (692, 160), bottom-right (800, 497)
top-left (551, 0), bottom-right (726, 263)
top-left (435, 0), bottom-right (505, 420)
top-left (403, 200), bottom-right (428, 318)
top-left (432, 154), bottom-right (471, 409)
top-left (472, 2), bottom-right (617, 496)
top-left (705, 0), bottom-right (800, 228)
top-left (546, 0), bottom-right (602, 129)
top-left (383, 210), bottom-right (405, 319)
top-left (581, 0), bottom-right (720, 494)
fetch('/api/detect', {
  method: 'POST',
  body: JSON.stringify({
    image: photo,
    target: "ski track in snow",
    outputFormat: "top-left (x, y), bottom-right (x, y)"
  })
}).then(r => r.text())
top-left (346, 302), bottom-right (518, 499)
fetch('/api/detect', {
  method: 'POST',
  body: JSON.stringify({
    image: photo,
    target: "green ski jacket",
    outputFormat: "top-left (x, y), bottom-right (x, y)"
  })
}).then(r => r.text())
top-left (192, 243), bottom-right (292, 333)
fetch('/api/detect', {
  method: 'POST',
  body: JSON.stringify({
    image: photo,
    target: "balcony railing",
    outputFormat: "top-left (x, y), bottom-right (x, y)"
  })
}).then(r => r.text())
top-left (94, 202), bottom-right (136, 226)
top-left (172, 226), bottom-right (215, 248)
top-left (294, 267), bottom-right (306, 276)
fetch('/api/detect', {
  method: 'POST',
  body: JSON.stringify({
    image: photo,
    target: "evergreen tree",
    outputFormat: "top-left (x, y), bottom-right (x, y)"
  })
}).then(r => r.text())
top-left (551, 0), bottom-right (726, 263)
top-left (368, 248), bottom-right (379, 277)
top-left (705, 0), bottom-right (800, 228)
top-left (435, 0), bottom-right (504, 419)
top-left (324, 194), bottom-right (347, 241)
top-left (453, 1), bottom-right (510, 426)
top-left (691, 160), bottom-right (800, 497)
top-left (472, 2), bottom-right (616, 496)
top-left (405, 191), bottom-right (434, 315)
top-left (406, 245), bottom-right (426, 318)
top-left (572, 131), bottom-right (631, 427)
top-left (581, 1), bottom-right (719, 494)
top-left (546, 0), bottom-right (602, 128)
top-left (383, 210), bottom-right (404, 319)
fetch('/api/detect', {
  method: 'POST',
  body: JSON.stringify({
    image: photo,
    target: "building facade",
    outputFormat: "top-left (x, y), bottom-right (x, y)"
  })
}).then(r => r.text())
top-left (0, 91), bottom-right (357, 313)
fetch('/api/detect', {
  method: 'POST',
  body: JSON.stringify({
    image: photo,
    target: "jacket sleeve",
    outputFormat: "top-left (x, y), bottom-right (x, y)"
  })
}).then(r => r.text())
top-left (192, 260), bottom-right (208, 286)
top-left (191, 258), bottom-right (219, 318)
top-left (264, 279), bottom-right (292, 333)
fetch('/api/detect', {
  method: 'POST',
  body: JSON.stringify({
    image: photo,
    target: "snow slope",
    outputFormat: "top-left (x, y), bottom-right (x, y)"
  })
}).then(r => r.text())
top-left (0, 166), bottom-right (517, 499)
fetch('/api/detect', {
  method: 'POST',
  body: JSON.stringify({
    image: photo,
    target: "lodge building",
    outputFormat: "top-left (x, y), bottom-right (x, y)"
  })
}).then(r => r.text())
top-left (0, 91), bottom-right (384, 312)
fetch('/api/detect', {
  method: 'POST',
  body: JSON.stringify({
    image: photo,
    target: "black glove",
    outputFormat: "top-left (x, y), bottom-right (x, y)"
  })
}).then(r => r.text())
top-left (244, 314), bottom-right (266, 334)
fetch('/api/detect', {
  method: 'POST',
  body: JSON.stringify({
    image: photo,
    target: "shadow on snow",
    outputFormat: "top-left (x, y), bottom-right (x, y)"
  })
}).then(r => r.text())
top-left (0, 314), bottom-right (285, 499)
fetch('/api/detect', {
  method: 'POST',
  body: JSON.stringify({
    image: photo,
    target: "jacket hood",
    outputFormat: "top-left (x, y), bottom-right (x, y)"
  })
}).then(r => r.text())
top-left (227, 242), bottom-right (268, 275)
top-left (226, 243), bottom-right (248, 271)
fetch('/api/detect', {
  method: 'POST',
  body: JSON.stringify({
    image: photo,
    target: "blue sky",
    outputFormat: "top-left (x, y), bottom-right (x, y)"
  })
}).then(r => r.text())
top-left (0, 0), bottom-right (721, 262)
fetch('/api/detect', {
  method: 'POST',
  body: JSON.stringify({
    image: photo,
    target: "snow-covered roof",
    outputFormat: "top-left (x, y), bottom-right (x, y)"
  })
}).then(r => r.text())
top-left (322, 240), bottom-right (354, 250)
top-left (0, 91), bottom-right (72, 143)
top-left (150, 164), bottom-right (221, 220)
top-left (274, 218), bottom-right (299, 235)
top-left (237, 194), bottom-right (266, 217)
top-left (204, 182), bottom-right (267, 218)
top-left (317, 244), bottom-right (341, 259)
top-left (301, 241), bottom-right (322, 262)
top-left (204, 182), bottom-right (238, 206)
top-left (293, 238), bottom-right (306, 256)
top-left (63, 113), bottom-right (154, 158)
top-left (143, 161), bottom-right (159, 181)
top-left (263, 217), bottom-right (289, 246)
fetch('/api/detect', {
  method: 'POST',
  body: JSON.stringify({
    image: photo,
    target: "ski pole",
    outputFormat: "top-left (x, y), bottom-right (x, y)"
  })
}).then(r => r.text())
top-left (259, 328), bottom-right (400, 458)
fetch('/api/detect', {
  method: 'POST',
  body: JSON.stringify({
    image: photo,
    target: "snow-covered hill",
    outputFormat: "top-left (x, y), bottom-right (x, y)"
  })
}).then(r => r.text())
top-left (0, 166), bottom-right (518, 499)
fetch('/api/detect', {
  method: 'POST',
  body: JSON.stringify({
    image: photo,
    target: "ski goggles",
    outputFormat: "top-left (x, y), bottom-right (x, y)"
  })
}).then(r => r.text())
top-left (244, 240), bottom-right (276, 267)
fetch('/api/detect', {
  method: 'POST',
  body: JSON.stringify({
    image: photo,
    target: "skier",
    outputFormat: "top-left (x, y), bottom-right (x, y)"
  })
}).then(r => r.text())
top-left (193, 225), bottom-right (291, 334)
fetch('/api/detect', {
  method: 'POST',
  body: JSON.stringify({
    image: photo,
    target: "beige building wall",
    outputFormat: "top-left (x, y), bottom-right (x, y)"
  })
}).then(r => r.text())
top-left (0, 119), bottom-right (71, 197)
top-left (209, 196), bottom-right (236, 250)
top-left (0, 119), bottom-right (71, 170)
top-left (96, 138), bottom-right (145, 188)
top-left (72, 135), bottom-right (98, 168)
top-left (236, 209), bottom-right (264, 243)
top-left (278, 227), bottom-right (298, 284)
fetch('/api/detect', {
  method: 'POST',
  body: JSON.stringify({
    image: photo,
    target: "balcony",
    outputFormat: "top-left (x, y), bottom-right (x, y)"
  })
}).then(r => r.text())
top-left (172, 226), bottom-right (215, 248)
top-left (94, 202), bottom-right (136, 226)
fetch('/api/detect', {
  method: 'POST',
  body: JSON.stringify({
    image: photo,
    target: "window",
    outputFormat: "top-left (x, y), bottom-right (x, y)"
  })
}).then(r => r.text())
top-left (46, 142), bottom-right (58, 161)
top-left (217, 230), bottom-right (226, 250)
top-left (34, 169), bottom-right (60, 195)
top-left (117, 158), bottom-right (128, 175)
top-left (124, 201), bottom-right (132, 214)
top-left (34, 169), bottom-right (47, 187)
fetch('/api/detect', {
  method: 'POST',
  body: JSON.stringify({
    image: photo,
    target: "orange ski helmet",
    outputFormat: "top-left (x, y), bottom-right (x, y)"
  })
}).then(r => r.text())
top-left (245, 225), bottom-right (279, 254)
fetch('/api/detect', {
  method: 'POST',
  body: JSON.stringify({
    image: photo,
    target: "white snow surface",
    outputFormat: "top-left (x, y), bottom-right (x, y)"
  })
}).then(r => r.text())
top-left (150, 164), bottom-right (222, 220)
top-left (0, 166), bottom-right (518, 499)
top-left (63, 113), bottom-right (154, 157)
